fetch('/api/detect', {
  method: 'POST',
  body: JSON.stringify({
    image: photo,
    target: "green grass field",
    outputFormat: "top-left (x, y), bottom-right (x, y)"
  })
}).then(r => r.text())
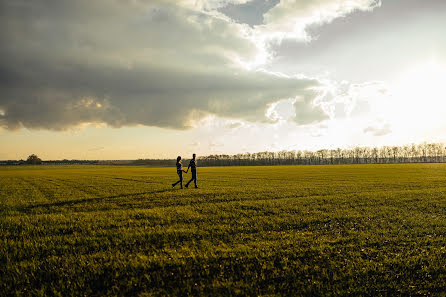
top-left (1, 164), bottom-right (445, 296)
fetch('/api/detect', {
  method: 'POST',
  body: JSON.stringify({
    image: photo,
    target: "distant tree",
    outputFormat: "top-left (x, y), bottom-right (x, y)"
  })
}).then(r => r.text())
top-left (134, 142), bottom-right (446, 168)
top-left (26, 154), bottom-right (42, 165)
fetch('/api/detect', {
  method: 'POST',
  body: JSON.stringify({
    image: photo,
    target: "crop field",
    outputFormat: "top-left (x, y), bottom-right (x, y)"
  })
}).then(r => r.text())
top-left (1, 164), bottom-right (445, 296)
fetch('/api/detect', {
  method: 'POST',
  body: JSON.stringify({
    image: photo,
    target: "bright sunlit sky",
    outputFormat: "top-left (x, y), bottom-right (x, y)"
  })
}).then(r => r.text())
top-left (1, 0), bottom-right (446, 160)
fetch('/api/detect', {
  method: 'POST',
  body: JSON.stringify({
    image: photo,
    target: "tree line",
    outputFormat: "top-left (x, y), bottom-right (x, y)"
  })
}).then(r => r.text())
top-left (2, 143), bottom-right (445, 167)
top-left (194, 143), bottom-right (446, 166)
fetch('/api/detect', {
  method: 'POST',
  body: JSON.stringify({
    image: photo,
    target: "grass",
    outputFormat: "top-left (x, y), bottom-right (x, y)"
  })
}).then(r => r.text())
top-left (0, 164), bottom-right (445, 296)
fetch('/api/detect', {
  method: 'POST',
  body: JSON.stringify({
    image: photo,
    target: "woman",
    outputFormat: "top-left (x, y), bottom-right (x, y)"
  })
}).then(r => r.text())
top-left (172, 156), bottom-right (187, 189)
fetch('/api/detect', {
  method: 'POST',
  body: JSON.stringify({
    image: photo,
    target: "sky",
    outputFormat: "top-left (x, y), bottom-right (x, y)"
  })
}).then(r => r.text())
top-left (1, 0), bottom-right (446, 160)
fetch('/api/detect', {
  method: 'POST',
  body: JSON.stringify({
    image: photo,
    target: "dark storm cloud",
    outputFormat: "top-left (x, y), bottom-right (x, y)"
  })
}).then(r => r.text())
top-left (0, 0), bottom-right (326, 130)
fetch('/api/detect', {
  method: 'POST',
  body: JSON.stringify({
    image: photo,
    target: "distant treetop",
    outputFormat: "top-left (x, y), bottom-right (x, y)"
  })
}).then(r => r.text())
top-left (26, 154), bottom-right (42, 165)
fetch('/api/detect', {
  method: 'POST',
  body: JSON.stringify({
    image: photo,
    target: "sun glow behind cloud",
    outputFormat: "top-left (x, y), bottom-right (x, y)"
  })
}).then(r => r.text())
top-left (386, 61), bottom-right (446, 140)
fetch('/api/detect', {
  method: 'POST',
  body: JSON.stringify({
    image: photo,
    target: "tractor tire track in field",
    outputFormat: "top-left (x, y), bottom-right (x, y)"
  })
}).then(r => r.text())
top-left (18, 176), bottom-right (95, 205)
top-left (105, 176), bottom-right (159, 184)
top-left (20, 177), bottom-right (53, 203)
top-left (16, 189), bottom-right (172, 214)
top-left (51, 178), bottom-right (103, 198)
top-left (15, 185), bottom-right (446, 216)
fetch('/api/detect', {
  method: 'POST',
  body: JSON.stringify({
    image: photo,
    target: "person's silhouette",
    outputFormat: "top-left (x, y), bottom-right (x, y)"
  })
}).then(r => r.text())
top-left (185, 153), bottom-right (198, 188)
top-left (172, 156), bottom-right (187, 189)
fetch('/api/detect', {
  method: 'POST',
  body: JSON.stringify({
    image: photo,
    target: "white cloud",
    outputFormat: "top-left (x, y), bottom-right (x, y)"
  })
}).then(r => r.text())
top-left (315, 80), bottom-right (389, 120)
top-left (364, 121), bottom-right (391, 136)
top-left (258, 0), bottom-right (381, 41)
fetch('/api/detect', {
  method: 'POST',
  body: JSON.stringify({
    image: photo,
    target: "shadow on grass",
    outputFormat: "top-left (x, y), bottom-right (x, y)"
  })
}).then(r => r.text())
top-left (15, 188), bottom-right (172, 213)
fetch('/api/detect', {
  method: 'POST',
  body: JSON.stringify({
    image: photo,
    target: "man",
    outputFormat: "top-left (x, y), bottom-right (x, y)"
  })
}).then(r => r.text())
top-left (185, 153), bottom-right (198, 188)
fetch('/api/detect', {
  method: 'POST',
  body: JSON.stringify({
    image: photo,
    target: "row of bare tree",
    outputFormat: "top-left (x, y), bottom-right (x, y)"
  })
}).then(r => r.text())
top-left (195, 143), bottom-right (446, 166)
top-left (8, 143), bottom-right (444, 167)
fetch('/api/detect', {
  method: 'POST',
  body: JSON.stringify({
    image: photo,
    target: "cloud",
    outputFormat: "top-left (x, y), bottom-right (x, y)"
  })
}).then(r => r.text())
top-left (364, 121), bottom-right (391, 136)
top-left (314, 80), bottom-right (389, 120)
top-left (0, 0), bottom-right (329, 131)
top-left (259, 0), bottom-right (381, 41)
top-left (226, 121), bottom-right (244, 129)
top-left (309, 123), bottom-right (329, 137)
top-left (267, 0), bottom-right (446, 83)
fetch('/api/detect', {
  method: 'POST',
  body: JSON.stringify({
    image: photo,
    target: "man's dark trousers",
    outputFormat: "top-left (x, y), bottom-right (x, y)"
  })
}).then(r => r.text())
top-left (186, 169), bottom-right (197, 188)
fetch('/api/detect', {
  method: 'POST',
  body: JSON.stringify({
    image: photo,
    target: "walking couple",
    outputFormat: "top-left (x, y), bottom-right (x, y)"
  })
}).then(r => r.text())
top-left (172, 153), bottom-right (198, 189)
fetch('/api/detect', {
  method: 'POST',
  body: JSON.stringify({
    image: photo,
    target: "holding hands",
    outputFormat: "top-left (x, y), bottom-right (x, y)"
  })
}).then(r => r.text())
top-left (172, 154), bottom-right (197, 189)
